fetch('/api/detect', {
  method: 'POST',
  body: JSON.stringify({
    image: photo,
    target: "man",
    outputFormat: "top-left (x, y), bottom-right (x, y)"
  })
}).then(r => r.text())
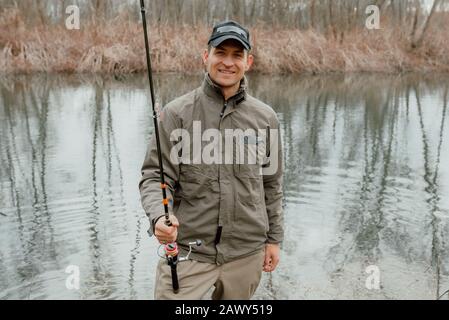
top-left (139, 20), bottom-right (283, 300)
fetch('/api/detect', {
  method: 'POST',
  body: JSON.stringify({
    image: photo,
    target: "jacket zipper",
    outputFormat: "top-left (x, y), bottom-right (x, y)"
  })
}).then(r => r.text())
top-left (220, 101), bottom-right (228, 118)
top-left (218, 100), bottom-right (228, 180)
top-left (218, 100), bottom-right (227, 180)
top-left (216, 100), bottom-right (228, 247)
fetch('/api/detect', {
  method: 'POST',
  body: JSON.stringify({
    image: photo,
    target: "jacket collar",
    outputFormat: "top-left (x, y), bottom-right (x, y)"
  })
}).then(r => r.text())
top-left (202, 73), bottom-right (247, 105)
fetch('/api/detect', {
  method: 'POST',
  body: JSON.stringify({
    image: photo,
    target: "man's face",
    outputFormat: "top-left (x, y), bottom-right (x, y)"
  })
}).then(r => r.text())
top-left (202, 39), bottom-right (254, 89)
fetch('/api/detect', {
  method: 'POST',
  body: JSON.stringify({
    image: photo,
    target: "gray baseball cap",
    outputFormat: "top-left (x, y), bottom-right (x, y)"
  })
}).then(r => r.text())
top-left (208, 20), bottom-right (251, 50)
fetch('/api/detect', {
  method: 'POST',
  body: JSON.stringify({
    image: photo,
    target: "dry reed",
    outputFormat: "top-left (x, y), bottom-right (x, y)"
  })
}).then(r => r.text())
top-left (1, 8), bottom-right (449, 74)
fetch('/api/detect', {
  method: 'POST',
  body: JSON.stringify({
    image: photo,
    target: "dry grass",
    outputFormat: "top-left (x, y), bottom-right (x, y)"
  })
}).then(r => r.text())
top-left (1, 8), bottom-right (449, 74)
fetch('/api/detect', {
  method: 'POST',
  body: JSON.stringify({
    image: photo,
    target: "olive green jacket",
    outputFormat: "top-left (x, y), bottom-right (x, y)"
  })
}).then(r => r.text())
top-left (139, 73), bottom-right (283, 264)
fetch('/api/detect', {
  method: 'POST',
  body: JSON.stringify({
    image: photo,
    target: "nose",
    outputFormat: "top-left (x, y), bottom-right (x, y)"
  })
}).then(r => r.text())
top-left (222, 55), bottom-right (234, 67)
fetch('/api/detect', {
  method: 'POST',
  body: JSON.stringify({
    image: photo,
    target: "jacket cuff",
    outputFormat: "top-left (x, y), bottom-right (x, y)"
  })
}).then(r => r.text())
top-left (148, 214), bottom-right (165, 237)
top-left (266, 233), bottom-right (283, 244)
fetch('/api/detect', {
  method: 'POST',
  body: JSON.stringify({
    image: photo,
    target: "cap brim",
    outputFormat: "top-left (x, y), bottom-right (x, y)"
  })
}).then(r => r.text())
top-left (209, 34), bottom-right (250, 50)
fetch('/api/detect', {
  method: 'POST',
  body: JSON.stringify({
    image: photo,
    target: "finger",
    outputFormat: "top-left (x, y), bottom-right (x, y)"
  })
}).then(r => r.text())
top-left (155, 229), bottom-right (169, 238)
top-left (271, 254), bottom-right (279, 265)
top-left (168, 215), bottom-right (179, 227)
top-left (157, 230), bottom-right (178, 242)
top-left (263, 265), bottom-right (272, 272)
top-left (157, 233), bottom-right (177, 242)
top-left (263, 253), bottom-right (272, 267)
top-left (156, 226), bottom-right (178, 240)
top-left (160, 227), bottom-right (176, 236)
top-left (155, 230), bottom-right (173, 240)
top-left (157, 222), bottom-right (175, 233)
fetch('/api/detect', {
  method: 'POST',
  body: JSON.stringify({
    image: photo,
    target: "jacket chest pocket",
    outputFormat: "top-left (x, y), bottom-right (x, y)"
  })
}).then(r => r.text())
top-left (236, 179), bottom-right (262, 209)
top-left (233, 167), bottom-right (268, 237)
top-left (230, 131), bottom-right (264, 205)
top-left (233, 132), bottom-right (266, 176)
top-left (178, 164), bottom-right (218, 199)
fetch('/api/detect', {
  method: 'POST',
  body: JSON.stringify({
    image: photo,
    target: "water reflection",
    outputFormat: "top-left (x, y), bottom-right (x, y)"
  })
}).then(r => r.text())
top-left (0, 73), bottom-right (448, 299)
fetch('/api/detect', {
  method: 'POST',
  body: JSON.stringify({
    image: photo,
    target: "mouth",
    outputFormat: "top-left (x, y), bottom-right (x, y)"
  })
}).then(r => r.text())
top-left (218, 69), bottom-right (235, 75)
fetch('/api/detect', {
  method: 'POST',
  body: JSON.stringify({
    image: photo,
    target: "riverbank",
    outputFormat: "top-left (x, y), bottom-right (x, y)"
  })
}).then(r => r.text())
top-left (1, 9), bottom-right (449, 74)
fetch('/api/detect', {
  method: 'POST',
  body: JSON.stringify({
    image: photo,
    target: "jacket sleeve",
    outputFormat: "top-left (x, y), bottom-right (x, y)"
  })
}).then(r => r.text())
top-left (263, 113), bottom-right (284, 244)
top-left (139, 105), bottom-right (180, 236)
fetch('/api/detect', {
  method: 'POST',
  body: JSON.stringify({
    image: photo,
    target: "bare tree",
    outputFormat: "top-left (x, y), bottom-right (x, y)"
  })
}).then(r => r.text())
top-left (0, 0), bottom-right (445, 33)
top-left (411, 0), bottom-right (441, 48)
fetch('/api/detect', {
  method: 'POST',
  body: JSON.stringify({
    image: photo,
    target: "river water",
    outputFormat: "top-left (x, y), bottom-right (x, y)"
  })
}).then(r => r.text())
top-left (0, 73), bottom-right (448, 299)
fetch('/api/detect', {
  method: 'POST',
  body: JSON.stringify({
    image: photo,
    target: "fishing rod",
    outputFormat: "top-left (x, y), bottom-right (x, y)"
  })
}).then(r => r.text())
top-left (139, 0), bottom-right (178, 293)
top-left (139, 0), bottom-right (201, 294)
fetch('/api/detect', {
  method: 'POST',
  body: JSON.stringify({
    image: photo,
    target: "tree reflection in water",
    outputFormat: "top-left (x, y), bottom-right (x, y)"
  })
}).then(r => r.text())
top-left (0, 73), bottom-right (448, 299)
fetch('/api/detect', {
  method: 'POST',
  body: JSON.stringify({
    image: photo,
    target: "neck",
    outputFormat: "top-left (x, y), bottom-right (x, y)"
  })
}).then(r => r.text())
top-left (221, 82), bottom-right (241, 101)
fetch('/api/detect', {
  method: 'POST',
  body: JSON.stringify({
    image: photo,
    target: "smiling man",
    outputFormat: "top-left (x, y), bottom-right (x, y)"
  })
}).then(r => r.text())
top-left (139, 20), bottom-right (284, 300)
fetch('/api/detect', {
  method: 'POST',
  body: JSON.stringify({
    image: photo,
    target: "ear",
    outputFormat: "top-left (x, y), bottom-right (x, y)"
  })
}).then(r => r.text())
top-left (202, 49), bottom-right (209, 66)
top-left (245, 54), bottom-right (254, 71)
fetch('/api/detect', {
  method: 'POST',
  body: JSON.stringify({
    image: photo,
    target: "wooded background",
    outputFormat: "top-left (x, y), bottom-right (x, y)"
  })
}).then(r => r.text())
top-left (1, 0), bottom-right (448, 73)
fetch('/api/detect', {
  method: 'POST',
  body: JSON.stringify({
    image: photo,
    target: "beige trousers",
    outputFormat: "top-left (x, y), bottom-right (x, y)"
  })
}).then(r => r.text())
top-left (154, 250), bottom-right (265, 300)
